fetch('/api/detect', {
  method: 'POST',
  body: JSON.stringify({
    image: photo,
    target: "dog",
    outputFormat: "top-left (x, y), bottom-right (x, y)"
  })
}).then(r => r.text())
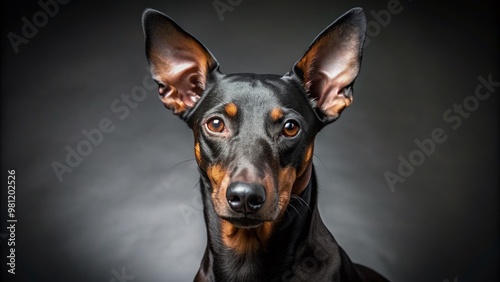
top-left (142, 7), bottom-right (389, 281)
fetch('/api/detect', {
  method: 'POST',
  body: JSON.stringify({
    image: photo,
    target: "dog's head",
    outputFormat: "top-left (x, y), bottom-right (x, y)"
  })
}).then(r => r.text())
top-left (143, 8), bottom-right (365, 252)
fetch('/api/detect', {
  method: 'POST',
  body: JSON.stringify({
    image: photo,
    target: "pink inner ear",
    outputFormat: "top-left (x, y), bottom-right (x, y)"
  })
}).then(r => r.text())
top-left (303, 54), bottom-right (358, 117)
top-left (297, 40), bottom-right (361, 120)
top-left (146, 14), bottom-right (216, 115)
top-left (151, 49), bottom-right (210, 114)
top-left (167, 61), bottom-right (206, 105)
top-left (293, 8), bottom-right (365, 121)
top-left (306, 71), bottom-right (351, 119)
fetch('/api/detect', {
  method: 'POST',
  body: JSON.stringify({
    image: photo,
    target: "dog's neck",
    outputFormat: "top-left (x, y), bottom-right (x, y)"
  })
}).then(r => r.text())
top-left (195, 169), bottom-right (330, 281)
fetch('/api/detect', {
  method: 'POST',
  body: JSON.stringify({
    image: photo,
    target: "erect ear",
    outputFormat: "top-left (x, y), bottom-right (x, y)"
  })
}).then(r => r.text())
top-left (292, 7), bottom-right (366, 124)
top-left (142, 9), bottom-right (218, 115)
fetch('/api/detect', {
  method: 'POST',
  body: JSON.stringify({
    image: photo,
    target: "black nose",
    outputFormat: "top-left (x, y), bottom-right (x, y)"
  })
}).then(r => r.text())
top-left (226, 182), bottom-right (266, 214)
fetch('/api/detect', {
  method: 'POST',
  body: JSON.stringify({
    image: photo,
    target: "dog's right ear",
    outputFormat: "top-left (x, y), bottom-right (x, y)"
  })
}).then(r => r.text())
top-left (142, 9), bottom-right (218, 115)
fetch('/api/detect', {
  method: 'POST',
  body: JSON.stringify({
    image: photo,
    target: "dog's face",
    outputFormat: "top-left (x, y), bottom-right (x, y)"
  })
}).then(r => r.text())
top-left (143, 8), bottom-right (365, 251)
top-left (188, 72), bottom-right (320, 223)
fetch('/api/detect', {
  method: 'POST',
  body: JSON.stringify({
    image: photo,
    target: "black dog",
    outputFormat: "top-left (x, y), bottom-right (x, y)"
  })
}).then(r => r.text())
top-left (142, 7), bottom-right (388, 281)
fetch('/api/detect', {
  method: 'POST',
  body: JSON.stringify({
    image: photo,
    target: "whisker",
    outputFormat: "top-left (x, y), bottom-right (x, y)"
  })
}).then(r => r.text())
top-left (313, 154), bottom-right (327, 169)
top-left (288, 203), bottom-right (301, 217)
top-left (191, 179), bottom-right (201, 191)
top-left (291, 195), bottom-right (312, 212)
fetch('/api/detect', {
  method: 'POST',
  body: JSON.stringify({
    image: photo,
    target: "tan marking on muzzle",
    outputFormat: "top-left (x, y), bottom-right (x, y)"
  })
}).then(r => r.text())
top-left (298, 145), bottom-right (313, 176)
top-left (293, 144), bottom-right (314, 195)
top-left (277, 166), bottom-right (297, 216)
top-left (207, 164), bottom-right (231, 217)
top-left (194, 142), bottom-right (202, 164)
top-left (221, 220), bottom-right (273, 254)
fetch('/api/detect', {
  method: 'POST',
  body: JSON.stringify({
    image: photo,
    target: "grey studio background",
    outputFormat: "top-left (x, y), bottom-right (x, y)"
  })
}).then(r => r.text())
top-left (1, 0), bottom-right (498, 281)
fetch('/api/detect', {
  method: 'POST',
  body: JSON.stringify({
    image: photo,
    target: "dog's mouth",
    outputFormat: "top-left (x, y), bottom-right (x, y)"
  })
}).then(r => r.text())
top-left (222, 216), bottom-right (265, 229)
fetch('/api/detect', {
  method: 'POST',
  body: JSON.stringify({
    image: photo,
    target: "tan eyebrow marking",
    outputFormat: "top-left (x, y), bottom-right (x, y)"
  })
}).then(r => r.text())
top-left (270, 108), bottom-right (283, 121)
top-left (224, 103), bottom-right (238, 118)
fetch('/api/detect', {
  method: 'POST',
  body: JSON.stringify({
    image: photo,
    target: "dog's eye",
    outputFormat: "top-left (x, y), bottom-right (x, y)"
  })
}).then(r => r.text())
top-left (206, 118), bottom-right (225, 133)
top-left (282, 120), bottom-right (299, 137)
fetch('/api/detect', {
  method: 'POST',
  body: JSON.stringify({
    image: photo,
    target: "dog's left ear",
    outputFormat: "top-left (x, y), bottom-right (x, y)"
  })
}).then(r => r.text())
top-left (291, 8), bottom-right (366, 124)
top-left (142, 9), bottom-right (218, 115)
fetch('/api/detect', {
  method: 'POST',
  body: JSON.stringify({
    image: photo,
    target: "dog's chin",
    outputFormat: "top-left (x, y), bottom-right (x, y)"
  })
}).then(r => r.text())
top-left (224, 217), bottom-right (265, 229)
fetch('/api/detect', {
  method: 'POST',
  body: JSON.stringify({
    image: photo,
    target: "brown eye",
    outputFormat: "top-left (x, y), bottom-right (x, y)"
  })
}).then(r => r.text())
top-left (206, 118), bottom-right (225, 133)
top-left (282, 120), bottom-right (299, 137)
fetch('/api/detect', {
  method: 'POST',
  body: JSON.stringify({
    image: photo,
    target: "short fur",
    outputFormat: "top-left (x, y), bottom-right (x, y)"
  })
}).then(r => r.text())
top-left (142, 7), bottom-right (389, 282)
